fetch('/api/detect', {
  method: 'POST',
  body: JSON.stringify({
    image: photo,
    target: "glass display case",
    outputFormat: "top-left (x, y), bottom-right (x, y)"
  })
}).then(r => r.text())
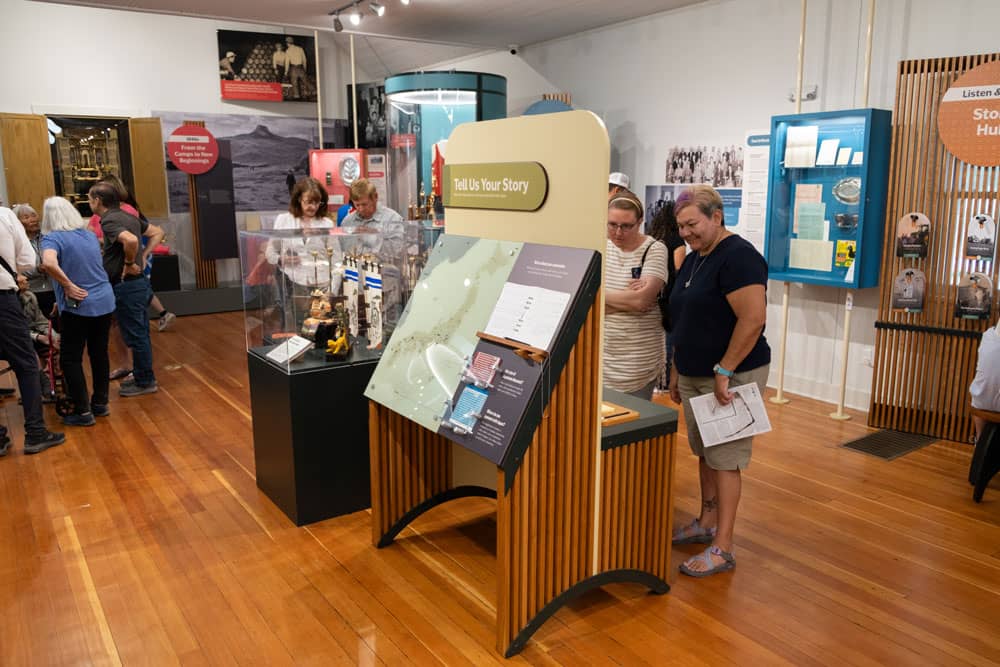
top-left (239, 221), bottom-right (443, 373)
top-left (384, 71), bottom-right (507, 222)
top-left (763, 108), bottom-right (892, 288)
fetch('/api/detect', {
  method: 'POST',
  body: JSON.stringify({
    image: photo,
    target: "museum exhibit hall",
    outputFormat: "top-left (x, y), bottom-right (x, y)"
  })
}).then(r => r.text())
top-left (1, 0), bottom-right (999, 664)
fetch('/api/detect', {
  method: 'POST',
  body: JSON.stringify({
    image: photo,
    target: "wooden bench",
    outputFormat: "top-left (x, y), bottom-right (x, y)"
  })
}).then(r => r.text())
top-left (969, 406), bottom-right (1000, 502)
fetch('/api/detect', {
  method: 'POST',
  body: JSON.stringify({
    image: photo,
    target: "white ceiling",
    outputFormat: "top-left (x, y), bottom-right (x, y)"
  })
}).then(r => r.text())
top-left (37, 0), bottom-right (707, 75)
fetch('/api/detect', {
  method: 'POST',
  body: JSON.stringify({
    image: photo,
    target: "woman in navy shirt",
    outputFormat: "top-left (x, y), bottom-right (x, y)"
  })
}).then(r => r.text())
top-left (667, 185), bottom-right (770, 578)
top-left (40, 197), bottom-right (116, 426)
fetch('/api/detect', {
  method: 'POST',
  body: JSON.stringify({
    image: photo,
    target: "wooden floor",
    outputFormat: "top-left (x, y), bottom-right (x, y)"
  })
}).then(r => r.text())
top-left (1, 311), bottom-right (998, 665)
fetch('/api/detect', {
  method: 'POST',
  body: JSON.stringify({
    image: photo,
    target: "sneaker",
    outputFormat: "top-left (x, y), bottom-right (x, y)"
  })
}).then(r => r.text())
top-left (119, 380), bottom-right (158, 397)
top-left (92, 404), bottom-right (110, 417)
top-left (0, 433), bottom-right (10, 457)
top-left (63, 412), bottom-right (96, 427)
top-left (24, 431), bottom-right (66, 455)
top-left (157, 311), bottom-right (177, 332)
top-left (110, 367), bottom-right (132, 381)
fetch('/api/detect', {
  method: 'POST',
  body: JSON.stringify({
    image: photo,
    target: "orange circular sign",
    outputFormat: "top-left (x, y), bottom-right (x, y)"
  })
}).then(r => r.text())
top-left (938, 60), bottom-right (1000, 166)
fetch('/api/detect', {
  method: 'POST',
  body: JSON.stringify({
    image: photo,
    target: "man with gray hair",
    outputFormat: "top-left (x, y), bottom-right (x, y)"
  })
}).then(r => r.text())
top-left (0, 206), bottom-right (64, 456)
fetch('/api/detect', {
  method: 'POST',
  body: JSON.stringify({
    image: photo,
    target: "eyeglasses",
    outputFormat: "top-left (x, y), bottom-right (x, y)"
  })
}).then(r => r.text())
top-left (607, 222), bottom-right (638, 232)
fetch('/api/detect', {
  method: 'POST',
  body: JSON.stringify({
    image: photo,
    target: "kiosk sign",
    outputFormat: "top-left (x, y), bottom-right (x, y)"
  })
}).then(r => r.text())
top-left (938, 60), bottom-right (1000, 167)
top-left (443, 162), bottom-right (548, 211)
top-left (167, 125), bottom-right (220, 175)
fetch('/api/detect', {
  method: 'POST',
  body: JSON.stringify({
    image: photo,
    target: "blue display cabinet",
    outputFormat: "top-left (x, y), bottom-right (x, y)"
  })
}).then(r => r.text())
top-left (763, 108), bottom-right (892, 288)
top-left (384, 71), bottom-right (507, 216)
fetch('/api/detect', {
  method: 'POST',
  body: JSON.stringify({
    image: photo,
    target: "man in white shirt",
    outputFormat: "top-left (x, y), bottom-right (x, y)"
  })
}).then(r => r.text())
top-left (272, 42), bottom-right (287, 82)
top-left (284, 36), bottom-right (308, 100)
top-left (0, 207), bottom-right (64, 456)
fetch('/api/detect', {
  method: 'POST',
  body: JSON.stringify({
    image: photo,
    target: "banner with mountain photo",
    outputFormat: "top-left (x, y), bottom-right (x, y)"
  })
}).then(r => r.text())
top-left (217, 30), bottom-right (317, 102)
top-left (155, 111), bottom-right (347, 213)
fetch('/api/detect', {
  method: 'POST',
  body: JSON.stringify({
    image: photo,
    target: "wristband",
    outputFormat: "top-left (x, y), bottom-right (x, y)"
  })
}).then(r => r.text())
top-left (713, 363), bottom-right (734, 378)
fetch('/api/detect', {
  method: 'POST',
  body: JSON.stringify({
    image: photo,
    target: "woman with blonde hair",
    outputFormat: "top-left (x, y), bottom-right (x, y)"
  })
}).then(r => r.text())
top-left (603, 190), bottom-right (668, 399)
top-left (40, 196), bottom-right (115, 425)
top-left (667, 184), bottom-right (770, 577)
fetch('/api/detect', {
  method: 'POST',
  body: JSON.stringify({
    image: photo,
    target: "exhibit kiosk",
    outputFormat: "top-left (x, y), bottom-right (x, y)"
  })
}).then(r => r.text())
top-left (240, 222), bottom-right (441, 525)
top-left (365, 110), bottom-right (678, 657)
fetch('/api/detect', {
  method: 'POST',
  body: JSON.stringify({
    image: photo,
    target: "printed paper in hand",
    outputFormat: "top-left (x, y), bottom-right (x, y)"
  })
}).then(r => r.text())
top-left (689, 382), bottom-right (772, 447)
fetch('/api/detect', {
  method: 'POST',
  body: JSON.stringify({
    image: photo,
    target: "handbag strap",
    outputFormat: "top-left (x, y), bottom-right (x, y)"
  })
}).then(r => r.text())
top-left (0, 254), bottom-right (18, 282)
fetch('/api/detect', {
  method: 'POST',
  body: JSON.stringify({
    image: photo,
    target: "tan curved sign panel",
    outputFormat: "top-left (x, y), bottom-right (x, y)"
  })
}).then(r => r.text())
top-left (443, 162), bottom-right (549, 211)
top-left (938, 60), bottom-right (1000, 166)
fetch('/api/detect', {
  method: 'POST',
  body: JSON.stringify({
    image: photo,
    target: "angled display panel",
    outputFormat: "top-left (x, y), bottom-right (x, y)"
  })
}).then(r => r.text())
top-left (365, 234), bottom-right (600, 466)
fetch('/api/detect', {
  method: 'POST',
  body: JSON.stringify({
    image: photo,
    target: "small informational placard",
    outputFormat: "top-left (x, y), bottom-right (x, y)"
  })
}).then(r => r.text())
top-left (836, 147), bottom-right (852, 165)
top-left (167, 125), bottom-right (220, 175)
top-left (690, 382), bottom-right (772, 447)
top-left (265, 335), bottom-right (313, 364)
top-left (443, 162), bottom-right (548, 211)
top-left (955, 272), bottom-right (993, 320)
top-left (738, 131), bottom-right (770, 255)
top-left (789, 239), bottom-right (834, 271)
top-left (784, 125), bottom-right (819, 167)
top-left (815, 138), bottom-right (840, 165)
top-left (965, 213), bottom-right (996, 260)
top-left (895, 212), bottom-right (931, 258)
top-left (891, 268), bottom-right (925, 312)
top-left (484, 283), bottom-right (571, 351)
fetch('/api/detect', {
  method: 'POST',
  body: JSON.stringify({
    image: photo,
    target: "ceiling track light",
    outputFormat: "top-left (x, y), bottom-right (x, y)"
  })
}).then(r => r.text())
top-left (370, 1), bottom-right (385, 16)
top-left (330, 0), bottom-right (404, 29)
top-left (331, 11), bottom-right (344, 31)
top-left (349, 2), bottom-right (362, 25)
top-left (400, 0), bottom-right (409, 4)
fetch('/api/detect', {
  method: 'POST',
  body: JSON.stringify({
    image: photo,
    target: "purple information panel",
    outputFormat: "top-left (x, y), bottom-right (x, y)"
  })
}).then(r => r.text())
top-left (437, 244), bottom-right (598, 465)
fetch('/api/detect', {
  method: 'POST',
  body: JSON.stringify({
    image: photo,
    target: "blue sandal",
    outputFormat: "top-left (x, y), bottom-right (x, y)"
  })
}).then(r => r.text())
top-left (671, 518), bottom-right (717, 545)
top-left (679, 545), bottom-right (735, 577)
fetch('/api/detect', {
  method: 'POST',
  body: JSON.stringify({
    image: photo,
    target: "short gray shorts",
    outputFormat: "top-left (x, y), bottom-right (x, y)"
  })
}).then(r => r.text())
top-left (678, 364), bottom-right (770, 471)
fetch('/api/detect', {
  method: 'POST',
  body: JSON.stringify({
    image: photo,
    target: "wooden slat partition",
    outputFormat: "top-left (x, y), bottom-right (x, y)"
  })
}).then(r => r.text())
top-left (495, 300), bottom-right (600, 654)
top-left (870, 52), bottom-right (1000, 443)
top-left (184, 120), bottom-right (219, 289)
top-left (599, 434), bottom-right (675, 580)
top-left (369, 402), bottom-right (452, 542)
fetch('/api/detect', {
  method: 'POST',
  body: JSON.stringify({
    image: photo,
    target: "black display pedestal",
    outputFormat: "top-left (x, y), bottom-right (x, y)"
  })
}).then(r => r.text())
top-left (247, 345), bottom-right (379, 525)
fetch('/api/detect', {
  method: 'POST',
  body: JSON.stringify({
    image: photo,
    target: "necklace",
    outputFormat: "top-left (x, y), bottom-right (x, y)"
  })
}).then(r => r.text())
top-left (685, 253), bottom-right (708, 288)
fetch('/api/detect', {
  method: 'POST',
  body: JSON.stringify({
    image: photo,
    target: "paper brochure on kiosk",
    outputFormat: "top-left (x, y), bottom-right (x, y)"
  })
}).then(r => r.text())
top-left (689, 383), bottom-right (772, 447)
top-left (365, 235), bottom-right (597, 465)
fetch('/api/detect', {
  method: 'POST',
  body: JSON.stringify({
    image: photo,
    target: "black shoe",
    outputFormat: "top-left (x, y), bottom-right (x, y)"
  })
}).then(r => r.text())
top-left (63, 412), bottom-right (96, 427)
top-left (92, 404), bottom-right (110, 417)
top-left (24, 431), bottom-right (66, 455)
top-left (0, 434), bottom-right (10, 457)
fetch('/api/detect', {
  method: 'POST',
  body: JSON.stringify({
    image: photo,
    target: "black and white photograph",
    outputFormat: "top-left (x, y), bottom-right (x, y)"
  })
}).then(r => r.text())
top-left (644, 184), bottom-right (687, 229)
top-left (346, 82), bottom-right (387, 148)
top-left (665, 144), bottom-right (743, 188)
top-left (965, 212), bottom-right (996, 260)
top-left (955, 272), bottom-right (993, 320)
top-left (157, 111), bottom-right (347, 212)
top-left (218, 30), bottom-right (317, 102)
top-left (895, 211), bottom-right (931, 258)
top-left (891, 268), bottom-right (926, 312)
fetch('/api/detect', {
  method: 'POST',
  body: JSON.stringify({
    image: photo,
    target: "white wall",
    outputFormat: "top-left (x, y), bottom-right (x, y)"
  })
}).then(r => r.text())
top-left (0, 0), bottom-right (371, 121)
top-left (430, 0), bottom-right (1000, 410)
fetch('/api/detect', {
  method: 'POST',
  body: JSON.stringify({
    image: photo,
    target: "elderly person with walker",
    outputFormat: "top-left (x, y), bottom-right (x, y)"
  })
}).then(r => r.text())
top-left (667, 185), bottom-right (770, 577)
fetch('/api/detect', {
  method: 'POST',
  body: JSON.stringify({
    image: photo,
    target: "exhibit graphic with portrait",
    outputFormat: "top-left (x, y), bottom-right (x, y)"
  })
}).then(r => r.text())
top-left (645, 183), bottom-right (742, 232)
top-left (895, 212), bottom-right (931, 258)
top-left (955, 272), bottom-right (993, 320)
top-left (965, 212), bottom-right (996, 261)
top-left (891, 268), bottom-right (926, 312)
top-left (217, 30), bottom-right (317, 102)
top-left (346, 82), bottom-right (387, 149)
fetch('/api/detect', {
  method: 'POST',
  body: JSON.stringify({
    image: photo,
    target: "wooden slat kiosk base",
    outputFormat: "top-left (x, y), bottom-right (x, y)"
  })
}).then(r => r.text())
top-left (368, 111), bottom-right (678, 657)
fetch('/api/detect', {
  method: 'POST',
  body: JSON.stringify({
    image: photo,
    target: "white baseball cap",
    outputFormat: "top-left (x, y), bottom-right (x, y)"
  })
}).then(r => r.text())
top-left (609, 172), bottom-right (630, 189)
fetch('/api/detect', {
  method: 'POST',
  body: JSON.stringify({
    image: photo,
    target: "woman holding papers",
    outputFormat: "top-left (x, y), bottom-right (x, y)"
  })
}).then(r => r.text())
top-left (603, 191), bottom-right (668, 400)
top-left (667, 184), bottom-right (770, 578)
